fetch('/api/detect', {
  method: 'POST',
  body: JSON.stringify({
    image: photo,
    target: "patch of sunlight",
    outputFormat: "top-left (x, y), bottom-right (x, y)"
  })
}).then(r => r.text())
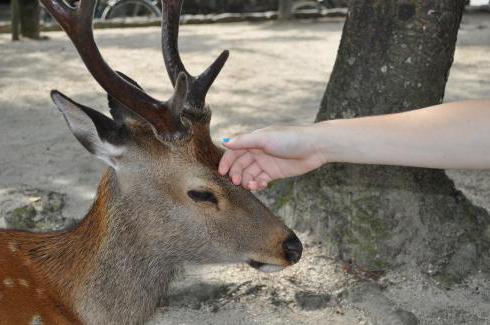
top-left (52, 178), bottom-right (71, 186)
top-left (72, 186), bottom-right (97, 200)
top-left (471, 0), bottom-right (489, 5)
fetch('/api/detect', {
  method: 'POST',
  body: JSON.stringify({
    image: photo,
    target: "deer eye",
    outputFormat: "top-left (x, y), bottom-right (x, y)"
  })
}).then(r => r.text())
top-left (187, 190), bottom-right (218, 205)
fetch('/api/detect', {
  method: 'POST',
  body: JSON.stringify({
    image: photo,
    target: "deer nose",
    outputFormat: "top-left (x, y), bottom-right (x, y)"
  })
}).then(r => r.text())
top-left (283, 233), bottom-right (303, 264)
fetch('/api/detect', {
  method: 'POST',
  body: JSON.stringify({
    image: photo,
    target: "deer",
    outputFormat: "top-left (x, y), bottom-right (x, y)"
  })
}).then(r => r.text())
top-left (0, 0), bottom-right (303, 324)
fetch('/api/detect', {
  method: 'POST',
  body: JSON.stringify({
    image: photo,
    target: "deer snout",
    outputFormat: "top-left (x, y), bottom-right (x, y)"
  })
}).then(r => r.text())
top-left (247, 230), bottom-right (303, 273)
top-left (283, 233), bottom-right (303, 264)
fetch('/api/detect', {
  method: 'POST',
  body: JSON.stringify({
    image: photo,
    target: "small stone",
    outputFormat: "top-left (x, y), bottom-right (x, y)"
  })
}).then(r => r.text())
top-left (2, 187), bottom-right (70, 232)
top-left (335, 307), bottom-right (345, 315)
top-left (394, 308), bottom-right (419, 325)
top-left (294, 291), bottom-right (331, 311)
top-left (6, 206), bottom-right (37, 229)
top-left (380, 65), bottom-right (388, 73)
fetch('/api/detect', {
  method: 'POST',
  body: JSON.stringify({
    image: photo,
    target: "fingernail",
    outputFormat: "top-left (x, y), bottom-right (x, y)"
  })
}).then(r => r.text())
top-left (222, 138), bottom-right (232, 143)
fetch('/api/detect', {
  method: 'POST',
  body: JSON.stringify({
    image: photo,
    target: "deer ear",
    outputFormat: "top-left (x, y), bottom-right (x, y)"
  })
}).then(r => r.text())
top-left (50, 90), bottom-right (126, 168)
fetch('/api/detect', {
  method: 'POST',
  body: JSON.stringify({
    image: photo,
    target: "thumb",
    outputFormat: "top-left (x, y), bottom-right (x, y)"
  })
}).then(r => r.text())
top-left (222, 132), bottom-right (267, 150)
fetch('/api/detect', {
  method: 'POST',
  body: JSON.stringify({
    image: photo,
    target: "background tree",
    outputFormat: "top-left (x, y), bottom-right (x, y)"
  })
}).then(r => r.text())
top-left (11, 0), bottom-right (20, 41)
top-left (11, 0), bottom-right (41, 40)
top-left (272, 0), bottom-right (490, 283)
top-left (278, 0), bottom-right (293, 20)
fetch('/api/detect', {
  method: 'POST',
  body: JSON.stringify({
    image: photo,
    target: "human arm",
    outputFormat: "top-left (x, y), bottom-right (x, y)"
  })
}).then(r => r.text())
top-left (218, 100), bottom-right (490, 190)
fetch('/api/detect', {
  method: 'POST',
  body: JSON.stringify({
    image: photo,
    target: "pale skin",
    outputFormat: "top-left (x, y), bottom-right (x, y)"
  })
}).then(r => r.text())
top-left (218, 100), bottom-right (490, 191)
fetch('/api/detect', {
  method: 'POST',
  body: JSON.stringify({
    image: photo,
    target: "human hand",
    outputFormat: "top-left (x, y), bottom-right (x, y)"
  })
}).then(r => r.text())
top-left (218, 125), bottom-right (326, 190)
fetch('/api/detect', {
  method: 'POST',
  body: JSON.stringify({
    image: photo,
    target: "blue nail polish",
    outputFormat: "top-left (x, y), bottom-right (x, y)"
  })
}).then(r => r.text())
top-left (222, 138), bottom-right (231, 143)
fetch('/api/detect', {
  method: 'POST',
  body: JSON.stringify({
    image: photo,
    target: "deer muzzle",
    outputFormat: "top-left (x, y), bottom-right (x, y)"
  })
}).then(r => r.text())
top-left (247, 232), bottom-right (303, 273)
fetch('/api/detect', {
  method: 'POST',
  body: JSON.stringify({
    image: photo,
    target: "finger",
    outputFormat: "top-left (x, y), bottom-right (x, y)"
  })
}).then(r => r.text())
top-left (256, 172), bottom-right (272, 189)
top-left (247, 180), bottom-right (260, 191)
top-left (248, 179), bottom-right (268, 191)
top-left (257, 182), bottom-right (269, 191)
top-left (248, 173), bottom-right (272, 191)
top-left (219, 149), bottom-right (246, 175)
top-left (229, 153), bottom-right (255, 185)
top-left (241, 162), bottom-right (263, 188)
top-left (222, 132), bottom-right (267, 151)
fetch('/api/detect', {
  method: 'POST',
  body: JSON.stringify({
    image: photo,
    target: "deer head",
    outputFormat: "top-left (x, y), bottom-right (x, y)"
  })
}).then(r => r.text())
top-left (41, 0), bottom-right (302, 273)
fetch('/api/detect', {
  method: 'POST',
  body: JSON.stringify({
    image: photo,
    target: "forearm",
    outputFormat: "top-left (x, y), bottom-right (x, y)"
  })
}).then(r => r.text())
top-left (314, 100), bottom-right (490, 170)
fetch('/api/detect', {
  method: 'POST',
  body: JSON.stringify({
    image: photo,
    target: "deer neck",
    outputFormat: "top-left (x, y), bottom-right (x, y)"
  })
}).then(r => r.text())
top-left (15, 170), bottom-right (113, 303)
top-left (75, 169), bottom-right (179, 324)
top-left (23, 169), bottom-right (177, 324)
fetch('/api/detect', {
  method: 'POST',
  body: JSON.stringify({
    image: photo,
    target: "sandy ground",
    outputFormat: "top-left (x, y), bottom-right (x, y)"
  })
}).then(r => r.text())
top-left (1, 13), bottom-right (490, 325)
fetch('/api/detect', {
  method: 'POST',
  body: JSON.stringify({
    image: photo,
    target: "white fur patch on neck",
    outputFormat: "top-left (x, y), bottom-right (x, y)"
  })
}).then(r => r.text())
top-left (96, 141), bottom-right (126, 169)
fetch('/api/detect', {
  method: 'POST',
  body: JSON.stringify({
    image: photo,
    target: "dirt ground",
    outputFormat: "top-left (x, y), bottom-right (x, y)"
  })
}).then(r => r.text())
top-left (1, 13), bottom-right (490, 325)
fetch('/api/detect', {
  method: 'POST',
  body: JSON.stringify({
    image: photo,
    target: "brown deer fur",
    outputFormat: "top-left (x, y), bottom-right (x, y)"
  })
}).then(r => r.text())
top-left (0, 121), bottom-right (300, 324)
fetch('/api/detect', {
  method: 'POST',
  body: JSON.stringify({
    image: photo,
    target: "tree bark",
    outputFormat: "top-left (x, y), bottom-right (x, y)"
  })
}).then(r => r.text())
top-left (18, 0), bottom-right (41, 39)
top-left (272, 0), bottom-right (490, 283)
top-left (11, 0), bottom-right (21, 41)
top-left (278, 0), bottom-right (293, 20)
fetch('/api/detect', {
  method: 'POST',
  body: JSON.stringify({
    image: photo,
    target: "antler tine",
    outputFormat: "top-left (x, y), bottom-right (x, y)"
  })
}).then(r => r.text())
top-left (161, 0), bottom-right (229, 111)
top-left (40, 0), bottom-right (189, 141)
top-left (192, 50), bottom-right (229, 102)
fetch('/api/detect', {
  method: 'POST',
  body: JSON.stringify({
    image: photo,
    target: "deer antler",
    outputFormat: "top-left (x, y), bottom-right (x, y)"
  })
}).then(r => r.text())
top-left (40, 0), bottom-right (189, 141)
top-left (161, 0), bottom-right (229, 118)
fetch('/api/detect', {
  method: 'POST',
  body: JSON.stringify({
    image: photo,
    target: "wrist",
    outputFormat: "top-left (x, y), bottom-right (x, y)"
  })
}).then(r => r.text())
top-left (308, 120), bottom-right (356, 165)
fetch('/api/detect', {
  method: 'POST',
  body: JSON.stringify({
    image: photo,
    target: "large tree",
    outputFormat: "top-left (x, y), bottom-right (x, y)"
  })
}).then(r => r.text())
top-left (273, 0), bottom-right (490, 283)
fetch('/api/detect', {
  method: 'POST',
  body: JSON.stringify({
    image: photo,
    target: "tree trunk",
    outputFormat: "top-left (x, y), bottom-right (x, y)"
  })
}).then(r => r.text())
top-left (18, 0), bottom-right (40, 39)
top-left (11, 0), bottom-right (21, 41)
top-left (278, 0), bottom-right (292, 20)
top-left (272, 0), bottom-right (490, 283)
